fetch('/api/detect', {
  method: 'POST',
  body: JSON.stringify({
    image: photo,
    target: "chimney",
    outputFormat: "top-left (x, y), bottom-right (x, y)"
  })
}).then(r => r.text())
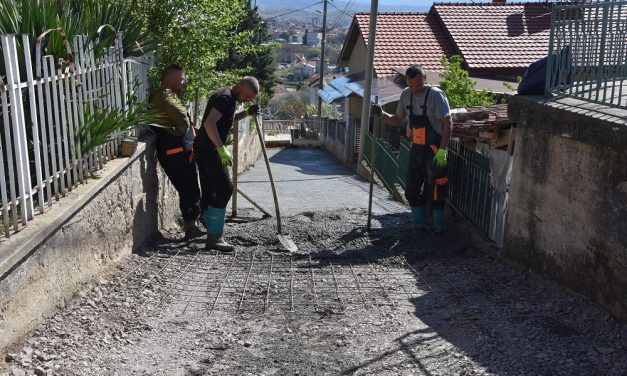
top-left (493, 0), bottom-right (506, 3)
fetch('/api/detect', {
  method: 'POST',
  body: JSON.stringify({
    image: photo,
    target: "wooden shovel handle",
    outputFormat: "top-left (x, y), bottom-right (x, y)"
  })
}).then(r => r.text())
top-left (252, 116), bottom-right (283, 234)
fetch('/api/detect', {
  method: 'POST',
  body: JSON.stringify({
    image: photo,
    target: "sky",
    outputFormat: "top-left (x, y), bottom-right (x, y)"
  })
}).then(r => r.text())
top-left (253, 0), bottom-right (538, 10)
top-left (256, 0), bottom-right (544, 15)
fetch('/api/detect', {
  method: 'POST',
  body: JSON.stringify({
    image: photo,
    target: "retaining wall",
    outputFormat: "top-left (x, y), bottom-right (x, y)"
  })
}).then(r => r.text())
top-left (0, 130), bottom-right (261, 352)
top-left (506, 95), bottom-right (627, 320)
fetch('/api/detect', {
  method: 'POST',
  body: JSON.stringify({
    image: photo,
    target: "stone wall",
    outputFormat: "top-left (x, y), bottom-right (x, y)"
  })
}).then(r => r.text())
top-left (506, 95), bottom-right (627, 320)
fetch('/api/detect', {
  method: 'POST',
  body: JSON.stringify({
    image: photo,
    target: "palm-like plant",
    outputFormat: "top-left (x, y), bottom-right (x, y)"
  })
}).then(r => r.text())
top-left (0, 0), bottom-right (155, 78)
top-left (75, 102), bottom-right (158, 153)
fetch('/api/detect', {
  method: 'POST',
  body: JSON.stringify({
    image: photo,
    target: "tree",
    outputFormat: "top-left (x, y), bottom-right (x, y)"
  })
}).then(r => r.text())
top-left (438, 55), bottom-right (496, 108)
top-left (215, 4), bottom-right (277, 94)
top-left (132, 0), bottom-right (252, 99)
top-left (268, 92), bottom-right (307, 119)
top-left (306, 103), bottom-right (340, 120)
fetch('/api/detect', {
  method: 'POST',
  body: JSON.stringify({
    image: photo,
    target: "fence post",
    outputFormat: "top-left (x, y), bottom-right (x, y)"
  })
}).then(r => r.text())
top-left (0, 77), bottom-right (17, 234)
top-left (2, 34), bottom-right (34, 223)
top-left (21, 34), bottom-right (46, 214)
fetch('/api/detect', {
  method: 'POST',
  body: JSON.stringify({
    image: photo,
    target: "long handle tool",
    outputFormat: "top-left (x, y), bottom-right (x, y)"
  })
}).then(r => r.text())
top-left (252, 115), bottom-right (298, 252)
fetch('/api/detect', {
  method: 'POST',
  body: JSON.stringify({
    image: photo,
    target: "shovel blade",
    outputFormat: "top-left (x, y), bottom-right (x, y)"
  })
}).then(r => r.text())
top-left (277, 234), bottom-right (298, 253)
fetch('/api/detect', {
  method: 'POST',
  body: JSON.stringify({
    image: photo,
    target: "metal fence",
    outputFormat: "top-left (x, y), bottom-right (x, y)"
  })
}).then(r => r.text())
top-left (447, 139), bottom-right (492, 235)
top-left (546, 0), bottom-right (627, 108)
top-left (262, 118), bottom-right (324, 139)
top-left (0, 31), bottom-right (151, 238)
top-left (362, 132), bottom-right (492, 235)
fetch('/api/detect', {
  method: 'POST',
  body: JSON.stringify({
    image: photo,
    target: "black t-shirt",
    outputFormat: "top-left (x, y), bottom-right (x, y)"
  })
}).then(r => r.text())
top-left (195, 87), bottom-right (236, 151)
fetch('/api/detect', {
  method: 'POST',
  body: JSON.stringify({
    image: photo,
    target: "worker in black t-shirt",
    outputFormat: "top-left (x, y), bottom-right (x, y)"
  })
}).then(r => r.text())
top-left (195, 76), bottom-right (259, 252)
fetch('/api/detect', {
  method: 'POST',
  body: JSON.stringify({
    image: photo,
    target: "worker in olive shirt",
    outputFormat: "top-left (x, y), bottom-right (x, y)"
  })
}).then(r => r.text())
top-left (374, 65), bottom-right (452, 234)
top-left (150, 64), bottom-right (202, 239)
top-left (196, 76), bottom-right (260, 252)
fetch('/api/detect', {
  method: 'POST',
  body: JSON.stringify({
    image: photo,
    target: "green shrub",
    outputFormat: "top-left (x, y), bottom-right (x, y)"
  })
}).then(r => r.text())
top-left (438, 55), bottom-right (496, 108)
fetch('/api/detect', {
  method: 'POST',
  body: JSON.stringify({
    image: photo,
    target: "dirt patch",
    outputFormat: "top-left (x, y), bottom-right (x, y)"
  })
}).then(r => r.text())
top-left (2, 208), bottom-right (626, 376)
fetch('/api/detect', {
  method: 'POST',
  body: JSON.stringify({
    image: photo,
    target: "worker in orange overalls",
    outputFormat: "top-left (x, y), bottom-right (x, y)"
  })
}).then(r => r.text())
top-left (150, 64), bottom-right (202, 239)
top-left (373, 65), bottom-right (452, 234)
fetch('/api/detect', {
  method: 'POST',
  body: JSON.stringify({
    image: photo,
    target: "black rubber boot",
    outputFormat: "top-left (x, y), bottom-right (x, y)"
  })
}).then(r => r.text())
top-left (184, 220), bottom-right (204, 240)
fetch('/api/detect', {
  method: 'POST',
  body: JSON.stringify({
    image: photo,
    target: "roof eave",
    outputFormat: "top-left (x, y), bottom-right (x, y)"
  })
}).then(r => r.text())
top-left (337, 16), bottom-right (360, 65)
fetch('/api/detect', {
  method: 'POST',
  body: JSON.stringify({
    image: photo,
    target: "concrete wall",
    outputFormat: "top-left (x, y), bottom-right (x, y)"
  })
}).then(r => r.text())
top-left (506, 96), bottom-right (627, 320)
top-left (233, 117), bottom-right (263, 175)
top-left (320, 120), bottom-right (355, 164)
top-left (348, 35), bottom-right (367, 75)
top-left (0, 131), bottom-right (261, 352)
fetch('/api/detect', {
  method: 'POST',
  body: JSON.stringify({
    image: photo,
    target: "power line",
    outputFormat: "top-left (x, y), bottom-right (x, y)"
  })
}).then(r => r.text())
top-left (265, 1), bottom-right (325, 20)
top-left (328, 1), bottom-right (354, 20)
top-left (329, 0), bottom-right (353, 28)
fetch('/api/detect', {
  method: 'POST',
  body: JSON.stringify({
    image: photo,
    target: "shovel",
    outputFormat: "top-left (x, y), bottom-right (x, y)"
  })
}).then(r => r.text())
top-left (252, 115), bottom-right (298, 252)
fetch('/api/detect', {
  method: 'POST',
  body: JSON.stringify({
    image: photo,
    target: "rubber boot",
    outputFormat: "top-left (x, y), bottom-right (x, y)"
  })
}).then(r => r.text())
top-left (203, 207), bottom-right (235, 252)
top-left (206, 232), bottom-right (235, 252)
top-left (184, 220), bottom-right (204, 240)
top-left (433, 208), bottom-right (445, 234)
top-left (411, 206), bottom-right (427, 234)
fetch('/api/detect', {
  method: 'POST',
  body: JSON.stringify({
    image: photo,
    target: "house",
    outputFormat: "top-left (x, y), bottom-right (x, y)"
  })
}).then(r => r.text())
top-left (431, 2), bottom-right (552, 80)
top-left (304, 29), bottom-right (322, 47)
top-left (309, 58), bottom-right (328, 74)
top-left (292, 61), bottom-right (316, 80)
top-left (319, 2), bottom-right (554, 160)
top-left (289, 34), bottom-right (303, 44)
top-left (322, 12), bottom-right (456, 135)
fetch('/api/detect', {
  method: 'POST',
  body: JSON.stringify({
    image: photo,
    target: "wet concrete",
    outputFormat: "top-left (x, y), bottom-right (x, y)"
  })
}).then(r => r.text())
top-left (232, 147), bottom-right (405, 217)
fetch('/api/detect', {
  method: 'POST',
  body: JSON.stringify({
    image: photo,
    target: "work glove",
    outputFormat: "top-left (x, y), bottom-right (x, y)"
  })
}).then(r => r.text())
top-left (371, 104), bottom-right (385, 119)
top-left (246, 104), bottom-right (259, 116)
top-left (216, 145), bottom-right (233, 166)
top-left (224, 135), bottom-right (233, 146)
top-left (434, 148), bottom-right (447, 168)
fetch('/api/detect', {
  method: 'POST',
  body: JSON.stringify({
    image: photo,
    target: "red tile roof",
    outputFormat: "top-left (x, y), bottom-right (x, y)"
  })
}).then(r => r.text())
top-left (431, 2), bottom-right (552, 70)
top-left (341, 13), bottom-right (456, 77)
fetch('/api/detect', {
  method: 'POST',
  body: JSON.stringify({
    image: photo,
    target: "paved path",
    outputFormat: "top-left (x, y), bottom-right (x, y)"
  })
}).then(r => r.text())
top-left (232, 147), bottom-right (405, 217)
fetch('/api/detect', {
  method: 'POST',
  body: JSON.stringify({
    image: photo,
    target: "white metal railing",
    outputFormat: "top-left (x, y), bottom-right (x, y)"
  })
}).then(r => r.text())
top-left (262, 118), bottom-right (325, 139)
top-left (0, 30), bottom-right (151, 239)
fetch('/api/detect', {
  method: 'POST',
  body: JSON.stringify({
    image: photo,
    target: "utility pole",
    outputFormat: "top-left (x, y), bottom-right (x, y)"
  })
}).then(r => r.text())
top-left (316, 0), bottom-right (328, 120)
top-left (357, 0), bottom-right (378, 166)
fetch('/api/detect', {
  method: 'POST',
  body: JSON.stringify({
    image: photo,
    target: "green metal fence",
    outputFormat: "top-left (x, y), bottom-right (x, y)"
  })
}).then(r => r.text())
top-left (447, 139), bottom-right (492, 235)
top-left (362, 131), bottom-right (399, 193)
top-left (546, 0), bottom-right (627, 108)
top-left (362, 131), bottom-right (492, 235)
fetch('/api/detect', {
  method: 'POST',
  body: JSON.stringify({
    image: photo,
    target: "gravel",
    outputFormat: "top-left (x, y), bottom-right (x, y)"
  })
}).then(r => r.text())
top-left (1, 208), bottom-right (626, 376)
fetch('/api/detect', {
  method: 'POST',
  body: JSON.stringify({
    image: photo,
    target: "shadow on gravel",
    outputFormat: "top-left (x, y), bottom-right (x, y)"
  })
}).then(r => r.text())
top-left (342, 328), bottom-right (441, 376)
top-left (134, 208), bottom-right (625, 375)
top-left (321, 212), bottom-right (626, 375)
top-left (258, 210), bottom-right (625, 375)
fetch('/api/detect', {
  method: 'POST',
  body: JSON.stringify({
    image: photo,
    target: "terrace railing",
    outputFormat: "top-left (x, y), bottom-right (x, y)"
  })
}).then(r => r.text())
top-left (546, 0), bottom-right (627, 108)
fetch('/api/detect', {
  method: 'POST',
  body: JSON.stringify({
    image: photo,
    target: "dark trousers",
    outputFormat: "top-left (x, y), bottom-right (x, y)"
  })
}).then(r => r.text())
top-left (405, 144), bottom-right (448, 209)
top-left (157, 150), bottom-right (201, 221)
top-left (195, 148), bottom-right (233, 210)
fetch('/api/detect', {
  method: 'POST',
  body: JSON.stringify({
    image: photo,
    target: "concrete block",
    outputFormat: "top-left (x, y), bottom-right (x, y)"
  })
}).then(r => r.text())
top-left (120, 136), bottom-right (138, 157)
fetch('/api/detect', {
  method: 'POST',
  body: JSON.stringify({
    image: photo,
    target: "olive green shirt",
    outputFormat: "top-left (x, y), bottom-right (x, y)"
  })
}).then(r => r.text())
top-left (150, 88), bottom-right (191, 136)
